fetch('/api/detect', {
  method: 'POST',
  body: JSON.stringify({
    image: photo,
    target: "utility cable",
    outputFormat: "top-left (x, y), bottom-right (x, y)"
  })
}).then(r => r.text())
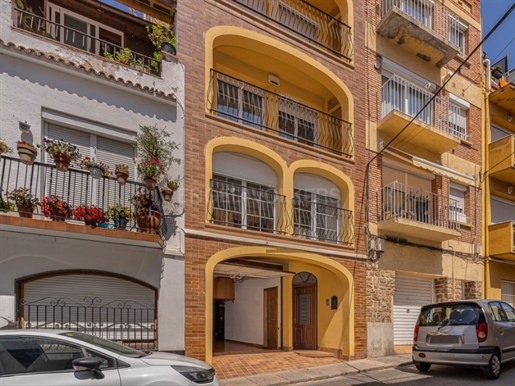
top-left (364, 2), bottom-right (515, 227)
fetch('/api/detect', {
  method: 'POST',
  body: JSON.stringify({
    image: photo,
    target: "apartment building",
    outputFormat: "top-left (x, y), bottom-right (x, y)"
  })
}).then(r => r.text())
top-left (483, 60), bottom-right (515, 306)
top-left (364, 0), bottom-right (483, 356)
top-left (0, 0), bottom-right (185, 352)
top-left (177, 0), bottom-right (368, 362)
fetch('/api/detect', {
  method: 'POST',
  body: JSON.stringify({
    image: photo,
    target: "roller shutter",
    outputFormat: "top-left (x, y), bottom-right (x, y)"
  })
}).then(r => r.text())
top-left (393, 275), bottom-right (433, 345)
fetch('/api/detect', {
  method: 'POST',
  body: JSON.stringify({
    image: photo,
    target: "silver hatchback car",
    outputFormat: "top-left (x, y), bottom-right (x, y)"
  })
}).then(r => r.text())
top-left (412, 299), bottom-right (515, 380)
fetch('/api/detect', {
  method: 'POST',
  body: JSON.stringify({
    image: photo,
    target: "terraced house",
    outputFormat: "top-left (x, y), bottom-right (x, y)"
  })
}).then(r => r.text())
top-left (177, 0), bottom-right (368, 362)
top-left (364, 0), bottom-right (484, 356)
top-left (0, 0), bottom-right (185, 352)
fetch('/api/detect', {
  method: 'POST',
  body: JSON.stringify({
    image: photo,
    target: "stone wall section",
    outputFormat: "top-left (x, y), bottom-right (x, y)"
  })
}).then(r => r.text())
top-left (366, 262), bottom-right (395, 323)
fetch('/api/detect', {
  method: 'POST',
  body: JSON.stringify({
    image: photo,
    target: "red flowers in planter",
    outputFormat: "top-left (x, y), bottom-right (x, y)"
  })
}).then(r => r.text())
top-left (40, 195), bottom-right (72, 221)
top-left (73, 205), bottom-right (107, 228)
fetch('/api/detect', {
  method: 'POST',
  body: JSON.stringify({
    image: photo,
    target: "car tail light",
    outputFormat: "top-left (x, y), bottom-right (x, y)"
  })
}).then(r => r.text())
top-left (476, 322), bottom-right (488, 342)
top-left (414, 325), bottom-right (419, 342)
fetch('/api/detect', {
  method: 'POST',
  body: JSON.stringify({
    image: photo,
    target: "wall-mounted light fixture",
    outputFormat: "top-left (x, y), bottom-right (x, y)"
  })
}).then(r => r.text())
top-left (19, 121), bottom-right (31, 133)
top-left (268, 74), bottom-right (280, 86)
top-left (508, 114), bottom-right (513, 123)
top-left (509, 186), bottom-right (514, 195)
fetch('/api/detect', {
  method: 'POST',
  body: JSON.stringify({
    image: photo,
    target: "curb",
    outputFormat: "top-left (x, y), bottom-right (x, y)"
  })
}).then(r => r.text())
top-left (220, 355), bottom-right (413, 386)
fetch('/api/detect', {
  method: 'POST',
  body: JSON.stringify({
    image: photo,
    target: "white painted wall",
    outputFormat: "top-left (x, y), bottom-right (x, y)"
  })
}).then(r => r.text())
top-left (224, 278), bottom-right (281, 346)
top-left (0, 1), bottom-right (186, 350)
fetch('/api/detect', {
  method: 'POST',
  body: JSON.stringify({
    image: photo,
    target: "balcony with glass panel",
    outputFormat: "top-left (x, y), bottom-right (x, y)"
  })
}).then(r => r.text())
top-left (488, 221), bottom-right (515, 261)
top-left (377, 0), bottom-right (460, 67)
top-left (377, 181), bottom-right (461, 242)
top-left (232, 0), bottom-right (353, 61)
top-left (488, 135), bottom-right (515, 184)
top-left (10, 0), bottom-right (177, 77)
top-left (378, 74), bottom-right (462, 154)
top-left (208, 70), bottom-right (353, 158)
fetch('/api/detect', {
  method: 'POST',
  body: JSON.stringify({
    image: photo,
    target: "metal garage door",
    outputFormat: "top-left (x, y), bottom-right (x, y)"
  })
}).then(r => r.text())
top-left (394, 275), bottom-right (433, 345)
top-left (20, 274), bottom-right (156, 348)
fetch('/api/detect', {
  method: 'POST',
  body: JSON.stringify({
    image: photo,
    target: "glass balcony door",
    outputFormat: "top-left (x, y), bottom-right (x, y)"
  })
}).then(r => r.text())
top-left (293, 189), bottom-right (339, 242)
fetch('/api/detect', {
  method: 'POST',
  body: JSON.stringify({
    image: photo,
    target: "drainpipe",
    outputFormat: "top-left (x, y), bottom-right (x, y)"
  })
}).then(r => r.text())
top-left (484, 59), bottom-right (491, 92)
top-left (482, 58), bottom-right (491, 298)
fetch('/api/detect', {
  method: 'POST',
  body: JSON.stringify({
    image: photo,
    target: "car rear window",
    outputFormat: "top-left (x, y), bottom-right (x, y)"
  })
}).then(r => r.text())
top-left (417, 303), bottom-right (485, 327)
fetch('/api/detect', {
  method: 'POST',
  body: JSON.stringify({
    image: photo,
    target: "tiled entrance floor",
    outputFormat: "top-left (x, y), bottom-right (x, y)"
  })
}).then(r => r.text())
top-left (212, 341), bottom-right (342, 380)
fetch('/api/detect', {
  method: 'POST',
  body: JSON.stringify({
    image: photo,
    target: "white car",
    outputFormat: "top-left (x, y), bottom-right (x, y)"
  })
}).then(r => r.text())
top-left (0, 330), bottom-right (219, 386)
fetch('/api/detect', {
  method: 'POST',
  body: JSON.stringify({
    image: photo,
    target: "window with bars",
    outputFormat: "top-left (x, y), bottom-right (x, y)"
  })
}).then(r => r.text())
top-left (449, 102), bottom-right (467, 140)
top-left (216, 80), bottom-right (264, 129)
top-left (449, 18), bottom-right (467, 55)
top-left (211, 175), bottom-right (276, 232)
top-left (278, 99), bottom-right (317, 145)
top-left (293, 189), bottom-right (339, 242)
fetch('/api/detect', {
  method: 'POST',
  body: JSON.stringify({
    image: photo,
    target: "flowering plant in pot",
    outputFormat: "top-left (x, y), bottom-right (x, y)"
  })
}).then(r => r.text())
top-left (161, 180), bottom-right (179, 202)
top-left (79, 156), bottom-right (111, 179)
top-left (108, 204), bottom-right (132, 229)
top-left (17, 140), bottom-right (38, 165)
top-left (73, 204), bottom-right (107, 228)
top-left (0, 138), bottom-right (12, 157)
top-left (130, 188), bottom-right (160, 234)
top-left (135, 125), bottom-right (180, 191)
top-left (114, 163), bottom-right (130, 185)
top-left (6, 188), bottom-right (39, 218)
top-left (0, 195), bottom-right (14, 213)
top-left (39, 137), bottom-right (81, 172)
top-left (40, 195), bottom-right (73, 221)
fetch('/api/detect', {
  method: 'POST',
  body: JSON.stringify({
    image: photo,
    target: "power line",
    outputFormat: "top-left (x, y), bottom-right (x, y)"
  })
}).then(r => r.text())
top-left (363, 2), bottom-right (515, 256)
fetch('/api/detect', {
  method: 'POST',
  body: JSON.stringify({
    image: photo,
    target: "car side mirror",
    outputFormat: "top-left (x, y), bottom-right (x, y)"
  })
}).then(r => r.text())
top-left (72, 357), bottom-right (102, 371)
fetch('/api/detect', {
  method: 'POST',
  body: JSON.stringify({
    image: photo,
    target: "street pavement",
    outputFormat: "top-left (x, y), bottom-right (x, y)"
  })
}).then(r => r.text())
top-left (220, 354), bottom-right (412, 385)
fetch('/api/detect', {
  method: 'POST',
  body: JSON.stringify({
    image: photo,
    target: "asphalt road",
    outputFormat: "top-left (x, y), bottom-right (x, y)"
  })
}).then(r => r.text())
top-left (299, 361), bottom-right (515, 385)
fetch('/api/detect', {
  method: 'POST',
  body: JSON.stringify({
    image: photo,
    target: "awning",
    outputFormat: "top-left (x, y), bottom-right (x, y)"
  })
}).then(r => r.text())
top-left (412, 157), bottom-right (475, 183)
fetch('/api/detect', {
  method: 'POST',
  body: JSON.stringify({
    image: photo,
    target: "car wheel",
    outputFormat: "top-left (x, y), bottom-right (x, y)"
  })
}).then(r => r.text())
top-left (482, 352), bottom-right (501, 380)
top-left (414, 361), bottom-right (431, 372)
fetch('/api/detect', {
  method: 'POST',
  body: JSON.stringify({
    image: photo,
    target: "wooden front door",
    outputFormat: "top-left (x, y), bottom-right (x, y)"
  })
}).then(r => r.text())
top-left (293, 273), bottom-right (317, 350)
top-left (264, 287), bottom-right (279, 348)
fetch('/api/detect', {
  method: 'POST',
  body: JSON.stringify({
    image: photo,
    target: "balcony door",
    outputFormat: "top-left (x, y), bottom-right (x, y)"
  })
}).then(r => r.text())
top-left (216, 79), bottom-right (264, 129)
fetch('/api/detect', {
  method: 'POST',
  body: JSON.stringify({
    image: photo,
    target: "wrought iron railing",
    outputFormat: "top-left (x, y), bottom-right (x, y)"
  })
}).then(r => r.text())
top-left (20, 297), bottom-right (156, 349)
top-left (378, 181), bottom-right (460, 230)
top-left (0, 156), bottom-right (167, 238)
top-left (12, 6), bottom-right (161, 76)
top-left (380, 74), bottom-right (465, 140)
top-left (208, 179), bottom-right (290, 234)
top-left (208, 70), bottom-right (354, 157)
top-left (381, 0), bottom-right (461, 41)
top-left (293, 199), bottom-right (354, 244)
top-left (233, 0), bottom-right (353, 60)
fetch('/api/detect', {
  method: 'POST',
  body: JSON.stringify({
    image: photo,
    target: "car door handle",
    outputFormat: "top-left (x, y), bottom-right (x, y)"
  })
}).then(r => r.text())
top-left (499, 329), bottom-right (504, 336)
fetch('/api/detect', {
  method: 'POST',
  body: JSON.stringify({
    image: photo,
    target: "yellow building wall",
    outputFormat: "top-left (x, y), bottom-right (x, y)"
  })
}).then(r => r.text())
top-left (487, 262), bottom-right (515, 299)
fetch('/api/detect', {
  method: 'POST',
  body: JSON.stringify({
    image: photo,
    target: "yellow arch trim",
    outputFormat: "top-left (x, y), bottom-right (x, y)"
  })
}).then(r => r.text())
top-left (204, 26), bottom-right (354, 124)
top-left (289, 160), bottom-right (355, 209)
top-left (204, 246), bottom-right (355, 364)
top-left (205, 137), bottom-right (289, 219)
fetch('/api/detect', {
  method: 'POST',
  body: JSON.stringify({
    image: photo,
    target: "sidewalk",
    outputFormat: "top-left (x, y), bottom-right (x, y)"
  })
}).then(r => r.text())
top-left (220, 354), bottom-right (413, 385)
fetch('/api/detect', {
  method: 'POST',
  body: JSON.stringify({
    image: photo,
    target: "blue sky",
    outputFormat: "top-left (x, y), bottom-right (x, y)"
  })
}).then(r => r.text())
top-left (481, 0), bottom-right (515, 70)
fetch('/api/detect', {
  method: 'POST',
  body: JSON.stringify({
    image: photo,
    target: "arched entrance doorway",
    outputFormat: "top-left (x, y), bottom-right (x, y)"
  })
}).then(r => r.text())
top-left (292, 272), bottom-right (317, 350)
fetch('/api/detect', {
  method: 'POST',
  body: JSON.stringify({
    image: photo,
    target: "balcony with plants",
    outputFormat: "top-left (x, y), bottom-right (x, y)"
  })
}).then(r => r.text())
top-left (488, 135), bottom-right (515, 184)
top-left (232, 0), bottom-right (353, 61)
top-left (8, 0), bottom-right (177, 79)
top-left (208, 70), bottom-right (353, 158)
top-left (377, 0), bottom-right (460, 67)
top-left (488, 221), bottom-right (515, 261)
top-left (378, 74), bottom-right (462, 155)
top-left (377, 181), bottom-right (461, 242)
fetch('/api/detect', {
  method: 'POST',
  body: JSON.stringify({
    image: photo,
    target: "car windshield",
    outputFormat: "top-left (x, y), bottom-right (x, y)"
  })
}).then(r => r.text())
top-left (58, 332), bottom-right (148, 358)
top-left (418, 303), bottom-right (483, 326)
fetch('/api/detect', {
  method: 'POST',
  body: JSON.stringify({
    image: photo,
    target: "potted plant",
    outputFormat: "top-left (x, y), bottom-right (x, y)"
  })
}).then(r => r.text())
top-left (492, 65), bottom-right (504, 79)
top-left (39, 137), bottom-right (81, 172)
top-left (17, 140), bottom-right (38, 165)
top-left (161, 180), bottom-right (179, 201)
top-left (73, 204), bottom-right (107, 228)
top-left (0, 196), bottom-right (14, 213)
top-left (108, 204), bottom-right (131, 229)
top-left (147, 24), bottom-right (177, 56)
top-left (40, 195), bottom-right (73, 221)
top-left (135, 125), bottom-right (180, 191)
top-left (104, 47), bottom-right (134, 65)
top-left (114, 163), bottom-right (130, 185)
top-left (6, 188), bottom-right (39, 218)
top-left (130, 189), bottom-right (160, 234)
top-left (0, 138), bottom-right (12, 158)
top-left (79, 156), bottom-right (111, 179)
